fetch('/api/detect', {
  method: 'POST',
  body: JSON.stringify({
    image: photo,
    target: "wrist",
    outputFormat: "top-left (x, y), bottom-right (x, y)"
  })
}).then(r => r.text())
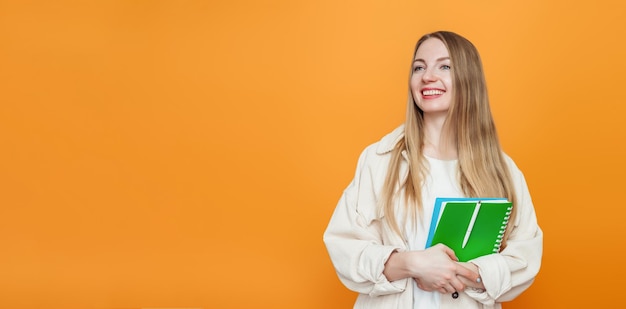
top-left (383, 251), bottom-right (411, 282)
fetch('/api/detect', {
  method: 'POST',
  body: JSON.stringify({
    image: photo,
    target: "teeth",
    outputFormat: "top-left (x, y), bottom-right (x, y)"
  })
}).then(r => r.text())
top-left (423, 89), bottom-right (444, 96)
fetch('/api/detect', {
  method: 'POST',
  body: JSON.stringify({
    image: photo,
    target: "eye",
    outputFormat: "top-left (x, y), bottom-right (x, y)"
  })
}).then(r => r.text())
top-left (413, 65), bottom-right (425, 72)
top-left (440, 64), bottom-right (451, 70)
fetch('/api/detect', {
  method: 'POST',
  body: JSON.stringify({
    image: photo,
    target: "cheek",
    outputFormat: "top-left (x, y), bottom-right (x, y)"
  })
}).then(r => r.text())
top-left (410, 76), bottom-right (420, 92)
top-left (443, 76), bottom-right (453, 89)
top-left (410, 80), bottom-right (421, 102)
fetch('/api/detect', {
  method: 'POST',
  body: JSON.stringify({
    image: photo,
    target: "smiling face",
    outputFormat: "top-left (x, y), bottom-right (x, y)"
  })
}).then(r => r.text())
top-left (410, 38), bottom-right (453, 117)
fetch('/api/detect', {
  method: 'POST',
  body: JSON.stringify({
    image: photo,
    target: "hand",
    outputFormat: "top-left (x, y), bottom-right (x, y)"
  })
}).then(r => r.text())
top-left (456, 262), bottom-right (485, 291)
top-left (409, 244), bottom-right (472, 294)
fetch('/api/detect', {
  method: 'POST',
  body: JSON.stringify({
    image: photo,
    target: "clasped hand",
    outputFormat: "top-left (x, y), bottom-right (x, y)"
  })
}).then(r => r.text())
top-left (384, 244), bottom-right (485, 295)
top-left (413, 244), bottom-right (484, 294)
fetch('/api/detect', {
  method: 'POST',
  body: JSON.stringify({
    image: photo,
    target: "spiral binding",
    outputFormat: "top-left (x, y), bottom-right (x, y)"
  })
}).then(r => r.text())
top-left (493, 205), bottom-right (513, 253)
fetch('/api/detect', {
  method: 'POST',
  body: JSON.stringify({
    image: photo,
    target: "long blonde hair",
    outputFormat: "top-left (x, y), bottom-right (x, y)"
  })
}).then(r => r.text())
top-left (381, 31), bottom-right (517, 247)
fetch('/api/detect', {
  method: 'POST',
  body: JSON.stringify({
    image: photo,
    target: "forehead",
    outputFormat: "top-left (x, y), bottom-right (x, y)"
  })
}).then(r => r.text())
top-left (414, 38), bottom-right (449, 60)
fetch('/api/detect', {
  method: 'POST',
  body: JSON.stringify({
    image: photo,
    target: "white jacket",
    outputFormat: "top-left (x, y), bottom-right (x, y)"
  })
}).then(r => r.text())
top-left (323, 125), bottom-right (543, 308)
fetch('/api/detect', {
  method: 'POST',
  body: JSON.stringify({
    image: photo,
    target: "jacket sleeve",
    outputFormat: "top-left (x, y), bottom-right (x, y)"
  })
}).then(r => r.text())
top-left (464, 162), bottom-right (543, 305)
top-left (323, 146), bottom-right (409, 297)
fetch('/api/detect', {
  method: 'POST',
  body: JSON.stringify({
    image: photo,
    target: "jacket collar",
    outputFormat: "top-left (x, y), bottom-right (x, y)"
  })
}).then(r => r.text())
top-left (376, 124), bottom-right (405, 155)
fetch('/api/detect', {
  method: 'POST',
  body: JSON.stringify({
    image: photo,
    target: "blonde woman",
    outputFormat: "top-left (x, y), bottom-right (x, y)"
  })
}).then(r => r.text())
top-left (323, 31), bottom-right (542, 308)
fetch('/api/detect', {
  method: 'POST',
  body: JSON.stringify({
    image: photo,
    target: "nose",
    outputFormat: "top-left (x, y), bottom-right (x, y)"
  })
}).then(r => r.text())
top-left (422, 67), bottom-right (437, 82)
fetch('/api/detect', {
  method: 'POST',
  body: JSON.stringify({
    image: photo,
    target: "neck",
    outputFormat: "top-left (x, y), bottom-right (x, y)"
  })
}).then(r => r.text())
top-left (423, 113), bottom-right (457, 160)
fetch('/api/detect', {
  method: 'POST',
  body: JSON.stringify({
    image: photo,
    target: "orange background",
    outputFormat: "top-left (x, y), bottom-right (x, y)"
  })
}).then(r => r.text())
top-left (1, 1), bottom-right (625, 308)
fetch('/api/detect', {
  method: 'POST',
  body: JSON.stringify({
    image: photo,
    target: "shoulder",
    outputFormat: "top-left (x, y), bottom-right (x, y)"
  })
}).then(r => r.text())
top-left (501, 152), bottom-right (529, 188)
top-left (375, 124), bottom-right (405, 154)
top-left (501, 152), bottom-right (522, 174)
top-left (354, 124), bottom-right (404, 168)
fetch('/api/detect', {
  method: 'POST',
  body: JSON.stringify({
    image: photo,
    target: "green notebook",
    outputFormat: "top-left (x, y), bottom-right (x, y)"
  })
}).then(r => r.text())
top-left (428, 199), bottom-right (512, 262)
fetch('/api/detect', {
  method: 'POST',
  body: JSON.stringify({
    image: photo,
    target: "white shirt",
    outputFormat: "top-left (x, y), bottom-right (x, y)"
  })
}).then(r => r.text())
top-left (403, 156), bottom-right (463, 308)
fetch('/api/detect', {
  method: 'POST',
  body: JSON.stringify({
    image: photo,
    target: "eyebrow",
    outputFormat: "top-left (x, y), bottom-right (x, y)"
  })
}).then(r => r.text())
top-left (414, 57), bottom-right (450, 63)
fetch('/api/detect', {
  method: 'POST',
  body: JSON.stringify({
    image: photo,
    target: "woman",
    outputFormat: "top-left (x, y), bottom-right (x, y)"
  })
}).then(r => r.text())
top-left (323, 31), bottom-right (542, 308)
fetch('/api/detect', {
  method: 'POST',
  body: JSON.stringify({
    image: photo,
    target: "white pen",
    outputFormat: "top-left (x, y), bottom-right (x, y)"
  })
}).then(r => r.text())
top-left (462, 201), bottom-right (481, 248)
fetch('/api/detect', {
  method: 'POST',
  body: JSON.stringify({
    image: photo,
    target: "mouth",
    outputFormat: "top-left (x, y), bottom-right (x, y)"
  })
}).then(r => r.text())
top-left (422, 89), bottom-right (445, 96)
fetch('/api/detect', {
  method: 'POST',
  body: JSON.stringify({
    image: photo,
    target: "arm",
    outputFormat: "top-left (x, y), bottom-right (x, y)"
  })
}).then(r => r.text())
top-left (323, 146), bottom-right (407, 297)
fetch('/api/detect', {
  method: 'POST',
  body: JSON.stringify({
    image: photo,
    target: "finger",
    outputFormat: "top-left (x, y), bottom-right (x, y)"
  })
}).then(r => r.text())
top-left (438, 284), bottom-right (453, 294)
top-left (444, 284), bottom-right (457, 294)
top-left (456, 264), bottom-right (478, 281)
top-left (457, 274), bottom-right (483, 289)
top-left (438, 244), bottom-right (459, 261)
top-left (457, 274), bottom-right (473, 287)
top-left (416, 280), bottom-right (435, 292)
top-left (450, 277), bottom-right (466, 292)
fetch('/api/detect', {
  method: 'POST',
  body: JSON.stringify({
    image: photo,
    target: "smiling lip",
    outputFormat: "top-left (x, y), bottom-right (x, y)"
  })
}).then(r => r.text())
top-left (421, 88), bottom-right (445, 97)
